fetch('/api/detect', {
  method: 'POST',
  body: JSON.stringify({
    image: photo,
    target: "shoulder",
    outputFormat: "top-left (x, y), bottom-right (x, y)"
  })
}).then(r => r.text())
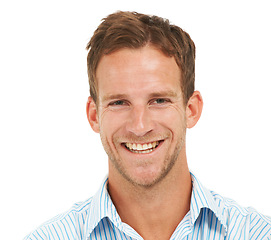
top-left (24, 197), bottom-right (93, 240)
top-left (211, 191), bottom-right (271, 239)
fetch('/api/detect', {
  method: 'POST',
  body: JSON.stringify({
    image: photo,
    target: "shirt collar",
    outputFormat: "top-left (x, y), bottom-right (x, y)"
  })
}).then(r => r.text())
top-left (83, 176), bottom-right (122, 239)
top-left (190, 172), bottom-right (227, 233)
top-left (84, 173), bottom-right (228, 239)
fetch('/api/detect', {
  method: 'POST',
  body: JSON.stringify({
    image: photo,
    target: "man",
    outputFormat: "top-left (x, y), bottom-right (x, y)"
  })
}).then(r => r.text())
top-left (25, 11), bottom-right (271, 240)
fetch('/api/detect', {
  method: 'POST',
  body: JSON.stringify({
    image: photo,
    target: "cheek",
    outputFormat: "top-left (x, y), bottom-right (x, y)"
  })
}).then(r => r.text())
top-left (153, 106), bottom-right (186, 126)
top-left (154, 109), bottom-right (187, 145)
top-left (99, 111), bottom-right (127, 138)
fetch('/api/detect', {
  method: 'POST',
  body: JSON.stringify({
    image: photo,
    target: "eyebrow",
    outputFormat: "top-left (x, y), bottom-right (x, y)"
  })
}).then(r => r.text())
top-left (101, 90), bottom-right (179, 102)
top-left (102, 94), bottom-right (129, 103)
top-left (149, 90), bottom-right (178, 99)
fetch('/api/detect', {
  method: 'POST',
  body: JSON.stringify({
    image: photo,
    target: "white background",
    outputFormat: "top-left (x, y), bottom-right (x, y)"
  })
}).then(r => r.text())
top-left (0, 0), bottom-right (270, 239)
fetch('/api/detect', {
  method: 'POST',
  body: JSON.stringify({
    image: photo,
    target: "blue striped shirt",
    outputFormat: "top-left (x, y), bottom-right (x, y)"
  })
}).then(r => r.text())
top-left (24, 173), bottom-right (271, 239)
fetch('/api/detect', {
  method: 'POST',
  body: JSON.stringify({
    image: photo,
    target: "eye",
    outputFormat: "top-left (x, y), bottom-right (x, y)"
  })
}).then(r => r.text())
top-left (110, 100), bottom-right (125, 106)
top-left (153, 98), bottom-right (171, 105)
top-left (149, 98), bottom-right (171, 108)
top-left (108, 100), bottom-right (130, 110)
top-left (154, 98), bottom-right (167, 104)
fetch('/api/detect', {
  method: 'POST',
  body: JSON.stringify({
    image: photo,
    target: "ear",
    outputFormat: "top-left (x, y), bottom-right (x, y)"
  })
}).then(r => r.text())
top-left (86, 96), bottom-right (100, 133)
top-left (186, 91), bottom-right (203, 129)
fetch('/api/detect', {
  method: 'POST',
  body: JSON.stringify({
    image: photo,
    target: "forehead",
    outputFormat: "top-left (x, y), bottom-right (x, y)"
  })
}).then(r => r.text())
top-left (96, 46), bottom-right (182, 100)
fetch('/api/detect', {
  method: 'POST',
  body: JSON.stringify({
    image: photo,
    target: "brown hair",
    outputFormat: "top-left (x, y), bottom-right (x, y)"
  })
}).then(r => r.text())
top-left (86, 11), bottom-right (195, 105)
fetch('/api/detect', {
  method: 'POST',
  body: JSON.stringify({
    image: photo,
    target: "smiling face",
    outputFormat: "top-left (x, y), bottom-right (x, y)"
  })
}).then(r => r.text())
top-left (88, 45), bottom-right (190, 188)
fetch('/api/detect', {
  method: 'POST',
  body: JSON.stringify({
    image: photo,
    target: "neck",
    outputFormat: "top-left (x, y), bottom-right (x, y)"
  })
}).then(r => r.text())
top-left (108, 155), bottom-right (192, 240)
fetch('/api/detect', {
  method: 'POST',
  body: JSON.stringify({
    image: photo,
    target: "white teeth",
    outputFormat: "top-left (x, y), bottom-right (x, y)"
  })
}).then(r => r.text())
top-left (133, 149), bottom-right (153, 154)
top-left (125, 141), bottom-right (159, 153)
top-left (137, 144), bottom-right (143, 150)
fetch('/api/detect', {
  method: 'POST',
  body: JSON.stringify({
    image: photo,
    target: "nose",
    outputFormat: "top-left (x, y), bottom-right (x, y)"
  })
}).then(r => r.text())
top-left (126, 105), bottom-right (154, 137)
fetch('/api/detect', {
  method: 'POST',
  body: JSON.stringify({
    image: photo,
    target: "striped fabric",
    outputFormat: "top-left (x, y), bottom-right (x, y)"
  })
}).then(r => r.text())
top-left (24, 173), bottom-right (271, 239)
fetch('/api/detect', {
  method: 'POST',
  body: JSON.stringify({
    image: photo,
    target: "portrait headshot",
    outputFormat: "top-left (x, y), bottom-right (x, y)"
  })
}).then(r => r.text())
top-left (0, 1), bottom-right (270, 240)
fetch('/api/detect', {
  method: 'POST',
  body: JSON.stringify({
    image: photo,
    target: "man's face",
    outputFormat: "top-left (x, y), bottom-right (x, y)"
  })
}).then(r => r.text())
top-left (94, 45), bottom-right (188, 187)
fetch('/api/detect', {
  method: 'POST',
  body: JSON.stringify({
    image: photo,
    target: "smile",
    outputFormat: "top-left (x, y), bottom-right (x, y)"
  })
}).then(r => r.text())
top-left (124, 141), bottom-right (161, 154)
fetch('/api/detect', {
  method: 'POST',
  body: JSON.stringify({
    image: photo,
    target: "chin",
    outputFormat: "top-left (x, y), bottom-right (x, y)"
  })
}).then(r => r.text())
top-left (124, 167), bottom-right (171, 188)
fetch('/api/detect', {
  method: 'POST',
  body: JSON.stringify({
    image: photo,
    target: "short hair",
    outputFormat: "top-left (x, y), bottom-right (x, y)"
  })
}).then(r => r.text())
top-left (86, 11), bottom-right (196, 105)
